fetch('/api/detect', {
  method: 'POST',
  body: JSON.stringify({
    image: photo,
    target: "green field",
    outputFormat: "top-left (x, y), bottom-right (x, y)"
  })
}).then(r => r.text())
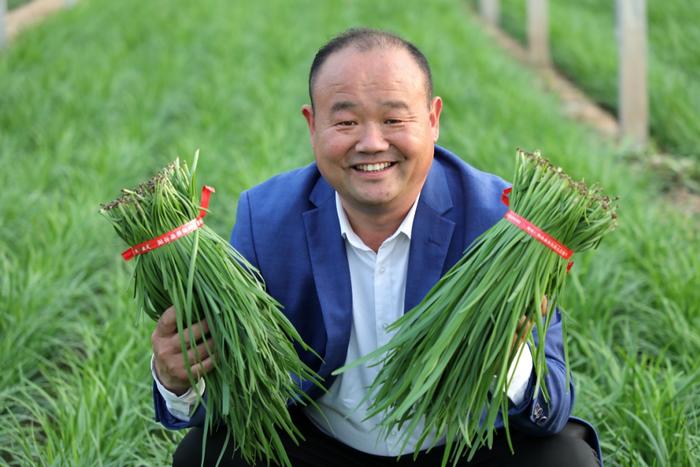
top-left (475, 0), bottom-right (700, 162)
top-left (1, 0), bottom-right (698, 465)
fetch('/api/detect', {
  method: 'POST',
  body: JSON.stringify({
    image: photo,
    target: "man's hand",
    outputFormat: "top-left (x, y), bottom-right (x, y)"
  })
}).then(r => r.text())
top-left (151, 306), bottom-right (215, 396)
top-left (512, 296), bottom-right (548, 352)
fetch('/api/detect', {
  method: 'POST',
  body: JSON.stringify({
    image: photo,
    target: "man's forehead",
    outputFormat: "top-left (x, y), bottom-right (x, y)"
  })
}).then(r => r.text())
top-left (314, 48), bottom-right (425, 97)
top-left (319, 46), bottom-right (416, 76)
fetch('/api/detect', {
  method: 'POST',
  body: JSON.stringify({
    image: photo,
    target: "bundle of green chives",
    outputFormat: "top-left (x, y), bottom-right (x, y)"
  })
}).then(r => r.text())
top-left (100, 154), bottom-right (321, 467)
top-left (335, 149), bottom-right (617, 466)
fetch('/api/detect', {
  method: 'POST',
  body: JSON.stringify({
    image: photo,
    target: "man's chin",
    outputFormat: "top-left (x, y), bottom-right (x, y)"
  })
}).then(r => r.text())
top-left (348, 192), bottom-right (399, 210)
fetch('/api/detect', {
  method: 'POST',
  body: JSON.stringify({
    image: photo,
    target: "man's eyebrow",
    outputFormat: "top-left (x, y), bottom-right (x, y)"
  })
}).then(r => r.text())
top-left (330, 101), bottom-right (356, 113)
top-left (380, 100), bottom-right (410, 110)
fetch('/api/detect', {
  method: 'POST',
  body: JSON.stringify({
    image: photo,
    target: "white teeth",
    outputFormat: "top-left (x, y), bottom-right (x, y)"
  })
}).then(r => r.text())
top-left (355, 162), bottom-right (392, 172)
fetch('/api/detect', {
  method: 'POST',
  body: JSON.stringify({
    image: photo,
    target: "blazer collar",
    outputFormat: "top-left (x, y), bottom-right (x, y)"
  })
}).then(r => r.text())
top-left (308, 174), bottom-right (334, 208)
top-left (404, 158), bottom-right (456, 312)
top-left (417, 156), bottom-right (453, 215)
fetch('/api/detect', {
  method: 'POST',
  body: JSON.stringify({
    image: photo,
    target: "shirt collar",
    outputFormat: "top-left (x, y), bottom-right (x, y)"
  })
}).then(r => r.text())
top-left (335, 192), bottom-right (420, 250)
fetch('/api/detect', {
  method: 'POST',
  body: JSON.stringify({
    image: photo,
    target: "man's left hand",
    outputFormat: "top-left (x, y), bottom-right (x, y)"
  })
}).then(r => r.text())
top-left (512, 296), bottom-right (548, 352)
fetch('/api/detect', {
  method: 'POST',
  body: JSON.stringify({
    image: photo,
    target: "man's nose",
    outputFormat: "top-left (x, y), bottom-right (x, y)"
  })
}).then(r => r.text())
top-left (355, 123), bottom-right (390, 154)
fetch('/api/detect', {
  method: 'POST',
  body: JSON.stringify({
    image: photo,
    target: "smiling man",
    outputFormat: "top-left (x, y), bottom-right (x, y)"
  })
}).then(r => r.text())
top-left (300, 42), bottom-right (441, 252)
top-left (152, 28), bottom-right (602, 466)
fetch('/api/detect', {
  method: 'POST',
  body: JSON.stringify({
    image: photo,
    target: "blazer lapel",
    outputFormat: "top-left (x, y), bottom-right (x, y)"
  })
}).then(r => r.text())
top-left (405, 161), bottom-right (456, 312)
top-left (302, 178), bottom-right (353, 380)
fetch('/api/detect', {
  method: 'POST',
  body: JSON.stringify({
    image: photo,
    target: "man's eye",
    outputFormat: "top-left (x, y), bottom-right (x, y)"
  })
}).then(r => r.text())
top-left (337, 121), bottom-right (356, 126)
top-left (385, 119), bottom-right (402, 125)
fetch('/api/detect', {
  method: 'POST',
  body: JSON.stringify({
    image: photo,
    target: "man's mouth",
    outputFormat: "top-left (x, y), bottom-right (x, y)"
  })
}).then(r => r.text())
top-left (352, 162), bottom-right (396, 173)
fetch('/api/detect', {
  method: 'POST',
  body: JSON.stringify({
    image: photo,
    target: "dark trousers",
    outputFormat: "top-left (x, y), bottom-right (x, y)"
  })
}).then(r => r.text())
top-left (173, 409), bottom-right (600, 467)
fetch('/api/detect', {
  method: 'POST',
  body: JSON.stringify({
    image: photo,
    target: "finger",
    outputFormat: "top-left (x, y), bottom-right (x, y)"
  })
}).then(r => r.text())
top-left (519, 319), bottom-right (534, 340)
top-left (512, 316), bottom-right (528, 351)
top-left (190, 355), bottom-right (216, 379)
top-left (517, 315), bottom-right (528, 328)
top-left (183, 319), bottom-right (210, 344)
top-left (516, 314), bottom-right (534, 334)
top-left (155, 305), bottom-right (178, 336)
top-left (541, 295), bottom-right (548, 316)
top-left (514, 311), bottom-right (534, 337)
top-left (186, 338), bottom-right (214, 364)
top-left (525, 319), bottom-right (535, 337)
top-left (152, 308), bottom-right (181, 355)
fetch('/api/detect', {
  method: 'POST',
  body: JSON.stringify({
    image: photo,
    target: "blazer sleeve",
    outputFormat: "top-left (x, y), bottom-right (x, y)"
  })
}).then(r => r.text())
top-left (153, 382), bottom-right (207, 429)
top-left (507, 309), bottom-right (575, 436)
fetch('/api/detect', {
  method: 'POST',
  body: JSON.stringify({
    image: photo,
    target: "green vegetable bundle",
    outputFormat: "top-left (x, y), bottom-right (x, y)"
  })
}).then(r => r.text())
top-left (100, 154), bottom-right (321, 467)
top-left (335, 149), bottom-right (617, 465)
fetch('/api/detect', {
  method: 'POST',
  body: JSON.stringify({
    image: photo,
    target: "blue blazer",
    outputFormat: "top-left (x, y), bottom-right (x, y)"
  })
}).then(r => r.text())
top-left (153, 145), bottom-right (601, 461)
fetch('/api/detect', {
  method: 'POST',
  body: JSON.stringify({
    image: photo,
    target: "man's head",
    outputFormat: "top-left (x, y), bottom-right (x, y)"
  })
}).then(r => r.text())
top-left (302, 28), bottom-right (442, 219)
top-left (308, 28), bottom-right (434, 109)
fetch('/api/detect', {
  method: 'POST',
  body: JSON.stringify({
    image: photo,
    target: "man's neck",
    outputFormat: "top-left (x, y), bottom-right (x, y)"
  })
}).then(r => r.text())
top-left (340, 198), bottom-right (416, 252)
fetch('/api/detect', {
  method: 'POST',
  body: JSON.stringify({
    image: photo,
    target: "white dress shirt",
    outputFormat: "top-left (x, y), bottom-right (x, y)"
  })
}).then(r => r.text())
top-left (154, 191), bottom-right (533, 455)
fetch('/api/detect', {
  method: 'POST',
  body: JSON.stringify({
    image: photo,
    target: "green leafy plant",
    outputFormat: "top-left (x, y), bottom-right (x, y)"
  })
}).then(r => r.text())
top-left (99, 153), bottom-right (322, 467)
top-left (336, 149), bottom-right (618, 465)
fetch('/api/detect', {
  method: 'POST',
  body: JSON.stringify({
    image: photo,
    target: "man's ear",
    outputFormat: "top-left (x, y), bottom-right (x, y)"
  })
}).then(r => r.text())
top-left (301, 104), bottom-right (315, 138)
top-left (429, 96), bottom-right (443, 143)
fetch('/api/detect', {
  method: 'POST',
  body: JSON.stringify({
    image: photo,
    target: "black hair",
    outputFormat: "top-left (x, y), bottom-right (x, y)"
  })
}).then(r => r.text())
top-left (308, 28), bottom-right (434, 108)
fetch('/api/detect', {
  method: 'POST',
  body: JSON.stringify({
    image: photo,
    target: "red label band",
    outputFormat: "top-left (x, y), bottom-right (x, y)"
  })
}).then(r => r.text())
top-left (501, 188), bottom-right (574, 271)
top-left (121, 185), bottom-right (215, 261)
top-left (503, 210), bottom-right (573, 260)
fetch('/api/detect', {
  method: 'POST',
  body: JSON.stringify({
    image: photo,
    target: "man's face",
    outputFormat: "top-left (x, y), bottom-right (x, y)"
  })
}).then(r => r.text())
top-left (302, 47), bottom-right (442, 215)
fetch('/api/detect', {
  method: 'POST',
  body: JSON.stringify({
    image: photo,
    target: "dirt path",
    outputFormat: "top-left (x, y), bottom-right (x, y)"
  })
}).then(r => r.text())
top-left (475, 15), bottom-right (620, 140)
top-left (473, 15), bottom-right (700, 216)
top-left (5, 0), bottom-right (70, 42)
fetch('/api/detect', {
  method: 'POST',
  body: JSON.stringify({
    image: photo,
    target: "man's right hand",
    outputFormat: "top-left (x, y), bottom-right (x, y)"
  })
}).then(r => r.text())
top-left (151, 306), bottom-right (215, 396)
